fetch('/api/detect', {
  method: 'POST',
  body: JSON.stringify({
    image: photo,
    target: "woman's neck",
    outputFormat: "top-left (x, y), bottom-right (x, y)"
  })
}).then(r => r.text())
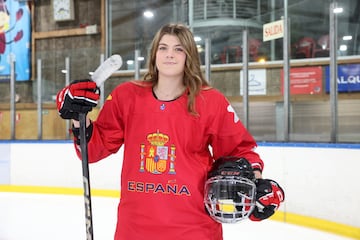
top-left (153, 79), bottom-right (186, 101)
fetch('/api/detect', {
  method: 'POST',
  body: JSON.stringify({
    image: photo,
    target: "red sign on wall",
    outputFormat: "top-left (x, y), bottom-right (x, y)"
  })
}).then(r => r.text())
top-left (281, 66), bottom-right (323, 94)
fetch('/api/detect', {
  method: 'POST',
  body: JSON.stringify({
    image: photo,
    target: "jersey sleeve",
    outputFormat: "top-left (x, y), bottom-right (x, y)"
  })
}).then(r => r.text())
top-left (207, 92), bottom-right (264, 172)
top-left (74, 83), bottom-right (127, 163)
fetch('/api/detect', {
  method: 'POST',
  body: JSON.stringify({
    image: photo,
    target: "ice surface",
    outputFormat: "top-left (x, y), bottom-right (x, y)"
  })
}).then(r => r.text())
top-left (0, 192), bottom-right (353, 240)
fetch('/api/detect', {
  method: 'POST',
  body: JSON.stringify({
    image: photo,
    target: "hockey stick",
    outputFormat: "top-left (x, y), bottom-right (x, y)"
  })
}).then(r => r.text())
top-left (79, 55), bottom-right (122, 240)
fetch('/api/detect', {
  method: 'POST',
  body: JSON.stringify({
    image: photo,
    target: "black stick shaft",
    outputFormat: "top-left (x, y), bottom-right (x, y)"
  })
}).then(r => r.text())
top-left (79, 112), bottom-right (94, 240)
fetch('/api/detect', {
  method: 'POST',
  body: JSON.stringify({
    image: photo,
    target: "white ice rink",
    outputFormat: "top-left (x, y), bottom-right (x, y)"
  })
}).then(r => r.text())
top-left (0, 192), bottom-right (354, 240)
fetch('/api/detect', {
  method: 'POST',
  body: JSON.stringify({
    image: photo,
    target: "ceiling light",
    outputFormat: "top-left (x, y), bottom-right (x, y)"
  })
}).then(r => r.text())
top-left (194, 36), bottom-right (202, 42)
top-left (333, 7), bottom-right (343, 13)
top-left (339, 44), bottom-right (347, 51)
top-left (143, 10), bottom-right (154, 18)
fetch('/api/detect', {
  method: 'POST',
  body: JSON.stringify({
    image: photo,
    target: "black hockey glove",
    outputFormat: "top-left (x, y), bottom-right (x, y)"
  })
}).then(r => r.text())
top-left (249, 179), bottom-right (285, 221)
top-left (56, 79), bottom-right (99, 120)
top-left (72, 122), bottom-right (93, 145)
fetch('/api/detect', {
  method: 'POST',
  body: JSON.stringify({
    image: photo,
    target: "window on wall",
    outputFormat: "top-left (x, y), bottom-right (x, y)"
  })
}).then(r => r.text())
top-left (108, 0), bottom-right (187, 70)
top-left (108, 0), bottom-right (360, 67)
top-left (107, 0), bottom-right (360, 143)
top-left (289, 0), bottom-right (360, 59)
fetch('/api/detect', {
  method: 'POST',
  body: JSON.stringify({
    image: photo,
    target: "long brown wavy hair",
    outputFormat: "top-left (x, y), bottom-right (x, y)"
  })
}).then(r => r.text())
top-left (143, 23), bottom-right (210, 115)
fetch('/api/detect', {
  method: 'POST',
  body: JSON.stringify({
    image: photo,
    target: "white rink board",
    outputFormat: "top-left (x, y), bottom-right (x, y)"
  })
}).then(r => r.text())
top-left (0, 192), bottom-right (354, 240)
top-left (2, 141), bottom-right (360, 229)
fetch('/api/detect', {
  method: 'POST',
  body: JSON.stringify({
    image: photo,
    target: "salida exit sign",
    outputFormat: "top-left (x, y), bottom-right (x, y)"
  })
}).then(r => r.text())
top-left (263, 19), bottom-right (284, 42)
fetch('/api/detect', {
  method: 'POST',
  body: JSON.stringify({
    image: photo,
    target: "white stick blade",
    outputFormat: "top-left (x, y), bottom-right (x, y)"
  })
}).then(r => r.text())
top-left (91, 54), bottom-right (123, 86)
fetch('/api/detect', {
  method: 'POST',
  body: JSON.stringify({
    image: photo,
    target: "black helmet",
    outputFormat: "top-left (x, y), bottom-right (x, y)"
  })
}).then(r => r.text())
top-left (204, 157), bottom-right (256, 223)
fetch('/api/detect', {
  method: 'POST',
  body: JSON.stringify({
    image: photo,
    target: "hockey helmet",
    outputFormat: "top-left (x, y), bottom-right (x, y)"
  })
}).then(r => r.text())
top-left (204, 157), bottom-right (256, 223)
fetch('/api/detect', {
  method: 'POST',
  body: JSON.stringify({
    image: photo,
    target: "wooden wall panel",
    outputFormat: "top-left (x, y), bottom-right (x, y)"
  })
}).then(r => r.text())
top-left (0, 106), bottom-right (100, 140)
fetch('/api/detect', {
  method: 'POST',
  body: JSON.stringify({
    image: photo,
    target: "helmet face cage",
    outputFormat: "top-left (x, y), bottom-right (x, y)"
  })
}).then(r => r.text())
top-left (204, 175), bottom-right (256, 223)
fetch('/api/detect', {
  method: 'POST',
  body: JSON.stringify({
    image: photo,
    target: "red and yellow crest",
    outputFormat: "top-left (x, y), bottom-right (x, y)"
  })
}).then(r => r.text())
top-left (139, 130), bottom-right (176, 174)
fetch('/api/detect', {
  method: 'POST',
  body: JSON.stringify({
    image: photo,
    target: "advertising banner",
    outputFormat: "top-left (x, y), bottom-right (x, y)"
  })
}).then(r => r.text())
top-left (325, 64), bottom-right (360, 92)
top-left (281, 67), bottom-right (322, 94)
top-left (0, 1), bottom-right (31, 81)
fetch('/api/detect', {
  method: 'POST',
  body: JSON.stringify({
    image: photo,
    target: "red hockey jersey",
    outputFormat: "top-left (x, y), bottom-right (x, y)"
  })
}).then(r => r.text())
top-left (77, 81), bottom-right (264, 240)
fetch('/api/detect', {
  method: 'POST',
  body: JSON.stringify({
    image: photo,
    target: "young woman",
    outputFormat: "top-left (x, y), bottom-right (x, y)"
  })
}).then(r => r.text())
top-left (56, 23), bottom-right (284, 240)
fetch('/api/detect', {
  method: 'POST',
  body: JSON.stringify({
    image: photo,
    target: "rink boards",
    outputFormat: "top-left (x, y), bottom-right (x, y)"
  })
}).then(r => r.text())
top-left (0, 140), bottom-right (359, 239)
